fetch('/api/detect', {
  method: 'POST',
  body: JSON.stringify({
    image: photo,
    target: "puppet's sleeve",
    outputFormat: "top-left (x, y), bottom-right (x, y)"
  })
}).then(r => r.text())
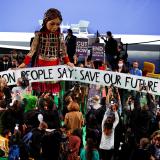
top-left (24, 33), bottom-right (40, 65)
top-left (60, 34), bottom-right (70, 64)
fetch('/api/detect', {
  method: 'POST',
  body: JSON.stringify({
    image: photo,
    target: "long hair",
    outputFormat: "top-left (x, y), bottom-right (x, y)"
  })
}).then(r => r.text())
top-left (86, 138), bottom-right (96, 160)
top-left (40, 8), bottom-right (62, 32)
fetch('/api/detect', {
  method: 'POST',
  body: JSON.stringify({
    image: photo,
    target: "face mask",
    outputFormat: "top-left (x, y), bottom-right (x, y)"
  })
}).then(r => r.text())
top-left (118, 63), bottom-right (123, 67)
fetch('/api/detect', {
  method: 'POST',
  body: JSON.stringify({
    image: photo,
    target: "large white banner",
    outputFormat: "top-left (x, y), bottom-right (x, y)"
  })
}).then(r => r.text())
top-left (0, 65), bottom-right (160, 95)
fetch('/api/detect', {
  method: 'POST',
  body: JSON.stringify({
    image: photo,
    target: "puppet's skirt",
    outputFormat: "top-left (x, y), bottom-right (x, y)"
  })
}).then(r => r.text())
top-left (32, 58), bottom-right (61, 94)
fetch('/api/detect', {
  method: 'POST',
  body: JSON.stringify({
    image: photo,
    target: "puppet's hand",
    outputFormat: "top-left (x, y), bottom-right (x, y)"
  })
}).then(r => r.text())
top-left (67, 62), bottom-right (74, 67)
top-left (18, 63), bottom-right (26, 68)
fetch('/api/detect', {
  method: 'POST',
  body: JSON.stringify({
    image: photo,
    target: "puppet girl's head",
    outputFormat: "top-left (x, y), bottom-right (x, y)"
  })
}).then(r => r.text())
top-left (41, 8), bottom-right (62, 33)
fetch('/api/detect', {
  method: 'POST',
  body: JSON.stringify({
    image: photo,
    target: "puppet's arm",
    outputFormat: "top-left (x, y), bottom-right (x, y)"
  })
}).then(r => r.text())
top-left (19, 33), bottom-right (39, 68)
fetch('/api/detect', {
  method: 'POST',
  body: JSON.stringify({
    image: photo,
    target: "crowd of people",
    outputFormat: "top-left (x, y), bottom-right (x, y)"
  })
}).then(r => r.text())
top-left (0, 7), bottom-right (159, 160)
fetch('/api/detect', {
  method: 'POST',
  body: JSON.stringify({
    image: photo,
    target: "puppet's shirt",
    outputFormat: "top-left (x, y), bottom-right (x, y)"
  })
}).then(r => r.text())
top-left (24, 32), bottom-right (69, 66)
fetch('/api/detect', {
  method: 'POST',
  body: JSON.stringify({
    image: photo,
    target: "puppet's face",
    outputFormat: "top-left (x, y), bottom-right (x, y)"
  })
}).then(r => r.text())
top-left (46, 17), bottom-right (61, 32)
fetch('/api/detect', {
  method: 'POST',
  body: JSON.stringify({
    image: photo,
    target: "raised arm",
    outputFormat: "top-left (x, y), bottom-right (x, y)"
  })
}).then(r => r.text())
top-left (101, 107), bottom-right (110, 129)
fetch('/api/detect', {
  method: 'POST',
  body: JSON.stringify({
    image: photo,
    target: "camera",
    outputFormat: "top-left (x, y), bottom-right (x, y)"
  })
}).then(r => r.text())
top-left (142, 85), bottom-right (147, 90)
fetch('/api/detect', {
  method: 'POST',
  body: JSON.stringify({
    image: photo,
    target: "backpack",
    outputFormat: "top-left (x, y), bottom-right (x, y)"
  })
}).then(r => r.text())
top-left (8, 145), bottom-right (20, 160)
top-left (22, 131), bottom-right (33, 154)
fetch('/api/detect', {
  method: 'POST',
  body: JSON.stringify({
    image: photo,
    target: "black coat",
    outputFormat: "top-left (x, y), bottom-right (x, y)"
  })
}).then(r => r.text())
top-left (0, 61), bottom-right (12, 71)
top-left (104, 37), bottom-right (118, 56)
top-left (65, 35), bottom-right (77, 62)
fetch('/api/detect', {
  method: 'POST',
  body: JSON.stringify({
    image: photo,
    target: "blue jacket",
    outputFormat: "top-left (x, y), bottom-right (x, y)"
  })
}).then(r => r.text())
top-left (130, 68), bottom-right (142, 76)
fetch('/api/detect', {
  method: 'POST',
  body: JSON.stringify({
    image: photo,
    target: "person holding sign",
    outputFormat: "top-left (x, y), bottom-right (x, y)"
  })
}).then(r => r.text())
top-left (19, 8), bottom-right (74, 93)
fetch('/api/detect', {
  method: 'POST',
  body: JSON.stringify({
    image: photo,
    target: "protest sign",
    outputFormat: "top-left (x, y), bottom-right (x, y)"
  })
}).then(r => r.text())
top-left (92, 43), bottom-right (104, 61)
top-left (1, 66), bottom-right (160, 95)
top-left (76, 38), bottom-right (88, 59)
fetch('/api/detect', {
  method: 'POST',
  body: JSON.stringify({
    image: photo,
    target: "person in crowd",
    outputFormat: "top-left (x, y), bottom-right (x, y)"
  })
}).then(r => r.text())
top-left (85, 97), bottom-right (108, 148)
top-left (133, 104), bottom-right (152, 144)
top-left (115, 59), bottom-right (129, 107)
top-left (130, 137), bottom-right (153, 160)
top-left (1, 99), bottom-right (25, 133)
top-left (87, 84), bottom-right (102, 108)
top-left (154, 108), bottom-right (160, 131)
top-left (117, 42), bottom-right (128, 63)
top-left (11, 76), bottom-right (31, 103)
top-left (101, 31), bottom-right (118, 70)
top-left (130, 61), bottom-right (142, 76)
top-left (64, 28), bottom-right (77, 92)
top-left (37, 92), bottom-right (55, 110)
top-left (19, 8), bottom-right (74, 94)
top-left (91, 95), bottom-right (101, 110)
top-left (41, 128), bottom-right (64, 160)
top-left (0, 55), bottom-right (12, 71)
top-left (115, 59), bottom-right (128, 73)
top-left (0, 129), bottom-right (11, 157)
top-left (62, 95), bottom-right (73, 117)
top-left (9, 128), bottom-right (29, 160)
top-left (64, 101), bottom-right (84, 133)
top-left (149, 131), bottom-right (160, 160)
top-left (42, 94), bottom-right (61, 129)
top-left (10, 58), bottom-right (19, 69)
top-left (23, 108), bottom-right (42, 130)
top-left (106, 85), bottom-right (122, 112)
top-left (124, 95), bottom-right (135, 112)
top-left (10, 50), bottom-right (18, 62)
top-left (65, 29), bottom-right (77, 63)
top-left (99, 101), bottom-right (119, 160)
top-left (0, 99), bottom-right (7, 111)
top-left (68, 82), bottom-right (88, 115)
top-left (64, 82), bottom-right (87, 116)
top-left (98, 61), bottom-right (111, 71)
top-left (84, 56), bottom-right (95, 69)
top-left (95, 97), bottom-right (107, 128)
top-left (129, 61), bottom-right (142, 97)
top-left (29, 121), bottom-right (48, 160)
top-left (66, 128), bottom-right (81, 160)
top-left (68, 84), bottom-right (82, 106)
top-left (150, 131), bottom-right (160, 145)
top-left (0, 77), bottom-right (12, 107)
top-left (123, 95), bottom-right (135, 130)
top-left (85, 96), bottom-right (103, 145)
top-left (80, 138), bottom-right (100, 160)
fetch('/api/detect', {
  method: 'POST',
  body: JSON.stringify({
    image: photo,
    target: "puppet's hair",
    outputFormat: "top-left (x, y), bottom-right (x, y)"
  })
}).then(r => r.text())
top-left (42, 8), bottom-right (62, 27)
